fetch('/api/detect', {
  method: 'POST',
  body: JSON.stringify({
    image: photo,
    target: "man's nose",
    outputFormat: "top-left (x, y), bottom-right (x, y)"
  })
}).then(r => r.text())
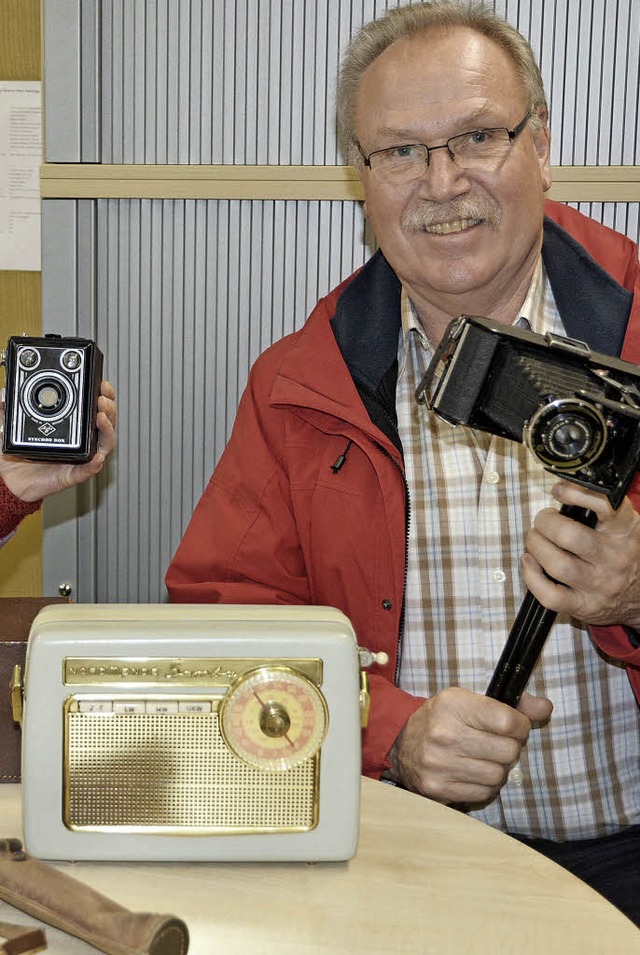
top-left (416, 146), bottom-right (471, 200)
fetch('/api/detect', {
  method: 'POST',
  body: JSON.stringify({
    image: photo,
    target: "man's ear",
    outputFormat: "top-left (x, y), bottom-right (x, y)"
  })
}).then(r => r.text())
top-left (533, 122), bottom-right (552, 193)
top-left (354, 159), bottom-right (369, 218)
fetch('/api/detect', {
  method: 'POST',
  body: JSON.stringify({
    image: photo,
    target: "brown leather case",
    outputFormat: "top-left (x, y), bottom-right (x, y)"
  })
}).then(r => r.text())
top-left (0, 838), bottom-right (189, 954)
top-left (0, 598), bottom-right (70, 783)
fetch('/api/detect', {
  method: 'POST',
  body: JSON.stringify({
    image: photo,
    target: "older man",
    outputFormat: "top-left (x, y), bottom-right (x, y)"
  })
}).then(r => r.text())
top-left (167, 1), bottom-right (640, 920)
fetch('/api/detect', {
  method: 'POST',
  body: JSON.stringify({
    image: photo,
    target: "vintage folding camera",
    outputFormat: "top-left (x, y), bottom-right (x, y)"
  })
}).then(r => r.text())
top-left (15, 604), bottom-right (372, 863)
top-left (1, 334), bottom-right (103, 462)
top-left (416, 315), bottom-right (640, 508)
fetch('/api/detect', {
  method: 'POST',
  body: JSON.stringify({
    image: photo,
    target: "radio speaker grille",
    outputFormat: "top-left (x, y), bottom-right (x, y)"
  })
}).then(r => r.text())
top-left (65, 712), bottom-right (317, 832)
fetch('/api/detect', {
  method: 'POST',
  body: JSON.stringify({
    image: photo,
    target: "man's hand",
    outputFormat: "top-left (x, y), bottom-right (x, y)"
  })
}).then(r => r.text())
top-left (388, 686), bottom-right (552, 805)
top-left (0, 380), bottom-right (116, 502)
top-left (521, 480), bottom-right (640, 629)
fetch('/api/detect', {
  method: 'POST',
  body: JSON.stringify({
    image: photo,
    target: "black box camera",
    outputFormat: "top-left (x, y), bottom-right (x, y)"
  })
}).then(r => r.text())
top-left (416, 315), bottom-right (640, 509)
top-left (1, 334), bottom-right (103, 463)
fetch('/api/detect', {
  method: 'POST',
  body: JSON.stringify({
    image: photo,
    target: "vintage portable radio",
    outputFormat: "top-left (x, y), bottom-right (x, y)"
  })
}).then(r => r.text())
top-left (16, 604), bottom-right (373, 863)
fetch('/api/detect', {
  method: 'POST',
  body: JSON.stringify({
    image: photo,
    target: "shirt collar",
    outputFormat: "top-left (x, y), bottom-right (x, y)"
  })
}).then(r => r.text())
top-left (398, 290), bottom-right (430, 380)
top-left (514, 256), bottom-right (546, 334)
top-left (398, 255), bottom-right (547, 377)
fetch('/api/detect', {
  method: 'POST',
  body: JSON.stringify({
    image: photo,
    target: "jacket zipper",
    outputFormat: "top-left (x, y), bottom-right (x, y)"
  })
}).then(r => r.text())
top-left (347, 372), bottom-right (412, 686)
top-left (373, 439), bottom-right (411, 685)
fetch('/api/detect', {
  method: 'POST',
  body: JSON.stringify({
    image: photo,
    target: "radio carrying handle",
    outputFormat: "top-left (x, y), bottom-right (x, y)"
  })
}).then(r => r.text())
top-left (485, 504), bottom-right (598, 708)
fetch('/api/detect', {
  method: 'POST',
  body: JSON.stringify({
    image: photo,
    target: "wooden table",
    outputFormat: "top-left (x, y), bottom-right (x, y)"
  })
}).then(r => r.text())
top-left (0, 777), bottom-right (638, 954)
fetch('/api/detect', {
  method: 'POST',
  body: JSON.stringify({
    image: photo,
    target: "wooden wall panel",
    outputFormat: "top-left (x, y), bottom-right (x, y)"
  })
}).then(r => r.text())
top-left (0, 0), bottom-right (41, 80)
top-left (0, 275), bottom-right (43, 595)
top-left (0, 0), bottom-right (42, 595)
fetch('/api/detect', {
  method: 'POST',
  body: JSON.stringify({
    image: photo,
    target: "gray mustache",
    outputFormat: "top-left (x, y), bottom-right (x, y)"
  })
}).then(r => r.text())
top-left (402, 199), bottom-right (501, 233)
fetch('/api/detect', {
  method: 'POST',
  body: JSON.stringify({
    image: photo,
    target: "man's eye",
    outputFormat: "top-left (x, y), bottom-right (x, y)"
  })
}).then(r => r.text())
top-left (469, 130), bottom-right (489, 145)
top-left (393, 145), bottom-right (419, 159)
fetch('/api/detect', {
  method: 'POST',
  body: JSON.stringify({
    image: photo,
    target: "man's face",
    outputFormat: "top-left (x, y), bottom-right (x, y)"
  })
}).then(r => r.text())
top-left (353, 27), bottom-right (552, 317)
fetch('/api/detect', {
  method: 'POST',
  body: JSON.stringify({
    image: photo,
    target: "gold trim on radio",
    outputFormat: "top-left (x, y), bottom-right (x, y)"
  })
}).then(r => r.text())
top-left (63, 657), bottom-right (323, 686)
top-left (62, 692), bottom-right (321, 835)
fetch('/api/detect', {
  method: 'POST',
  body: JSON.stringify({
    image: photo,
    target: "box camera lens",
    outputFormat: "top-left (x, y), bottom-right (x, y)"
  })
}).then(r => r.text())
top-left (35, 383), bottom-right (65, 412)
top-left (2, 335), bottom-right (104, 463)
top-left (24, 372), bottom-right (74, 420)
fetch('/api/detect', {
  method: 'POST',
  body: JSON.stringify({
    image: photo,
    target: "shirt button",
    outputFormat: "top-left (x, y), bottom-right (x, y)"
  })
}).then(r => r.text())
top-left (493, 569), bottom-right (506, 583)
top-left (486, 471), bottom-right (500, 484)
top-left (509, 766), bottom-right (524, 787)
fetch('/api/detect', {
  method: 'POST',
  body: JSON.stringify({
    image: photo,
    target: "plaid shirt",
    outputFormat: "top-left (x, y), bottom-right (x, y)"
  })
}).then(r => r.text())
top-left (395, 261), bottom-right (640, 840)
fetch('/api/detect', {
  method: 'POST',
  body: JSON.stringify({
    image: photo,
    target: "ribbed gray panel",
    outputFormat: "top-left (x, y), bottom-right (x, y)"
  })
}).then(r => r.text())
top-left (42, 199), bottom-right (374, 602)
top-left (496, 0), bottom-right (640, 165)
top-left (42, 0), bottom-right (82, 161)
top-left (45, 0), bottom-right (640, 166)
top-left (96, 0), bottom-right (389, 163)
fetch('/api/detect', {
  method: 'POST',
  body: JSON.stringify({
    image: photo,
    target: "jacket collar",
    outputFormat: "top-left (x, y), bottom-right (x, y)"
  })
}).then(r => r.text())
top-left (330, 252), bottom-right (402, 394)
top-left (272, 217), bottom-right (634, 457)
top-left (541, 219), bottom-right (633, 354)
top-left (330, 216), bottom-right (634, 395)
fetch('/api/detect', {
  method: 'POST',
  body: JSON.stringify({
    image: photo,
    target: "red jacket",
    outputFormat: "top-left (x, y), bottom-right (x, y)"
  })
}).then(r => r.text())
top-left (167, 199), bottom-right (640, 778)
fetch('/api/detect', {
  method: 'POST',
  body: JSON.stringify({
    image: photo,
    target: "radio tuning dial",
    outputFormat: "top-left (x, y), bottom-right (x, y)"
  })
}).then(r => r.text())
top-left (219, 665), bottom-right (328, 772)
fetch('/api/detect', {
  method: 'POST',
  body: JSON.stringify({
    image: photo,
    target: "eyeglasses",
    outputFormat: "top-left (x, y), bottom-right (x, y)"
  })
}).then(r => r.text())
top-left (358, 111), bottom-right (532, 184)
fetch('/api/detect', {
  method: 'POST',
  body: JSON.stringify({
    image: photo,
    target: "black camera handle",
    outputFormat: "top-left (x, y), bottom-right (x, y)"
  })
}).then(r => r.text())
top-left (485, 503), bottom-right (598, 708)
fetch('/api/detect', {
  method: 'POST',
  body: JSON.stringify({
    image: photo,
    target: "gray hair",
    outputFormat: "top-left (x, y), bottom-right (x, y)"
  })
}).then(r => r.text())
top-left (336, 1), bottom-right (548, 165)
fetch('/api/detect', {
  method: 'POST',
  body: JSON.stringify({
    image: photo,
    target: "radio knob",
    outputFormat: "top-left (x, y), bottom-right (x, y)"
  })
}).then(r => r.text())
top-left (259, 701), bottom-right (291, 739)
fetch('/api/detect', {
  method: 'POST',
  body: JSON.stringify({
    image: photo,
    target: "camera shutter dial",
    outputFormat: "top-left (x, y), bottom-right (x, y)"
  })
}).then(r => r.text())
top-left (524, 398), bottom-right (607, 472)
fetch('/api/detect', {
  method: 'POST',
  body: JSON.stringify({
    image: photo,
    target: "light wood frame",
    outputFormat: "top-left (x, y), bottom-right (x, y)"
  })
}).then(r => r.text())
top-left (41, 163), bottom-right (640, 202)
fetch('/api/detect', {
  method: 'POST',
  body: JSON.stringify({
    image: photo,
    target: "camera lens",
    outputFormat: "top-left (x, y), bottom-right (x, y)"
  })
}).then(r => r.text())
top-left (524, 398), bottom-right (607, 472)
top-left (35, 382), bottom-right (64, 413)
top-left (547, 419), bottom-right (592, 459)
top-left (21, 370), bottom-right (75, 423)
